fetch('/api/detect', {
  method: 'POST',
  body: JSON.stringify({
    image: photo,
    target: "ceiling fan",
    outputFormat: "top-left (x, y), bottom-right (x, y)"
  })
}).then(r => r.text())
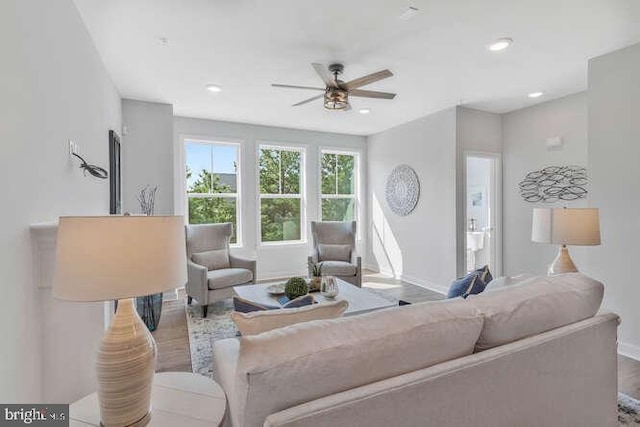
top-left (272, 63), bottom-right (396, 111)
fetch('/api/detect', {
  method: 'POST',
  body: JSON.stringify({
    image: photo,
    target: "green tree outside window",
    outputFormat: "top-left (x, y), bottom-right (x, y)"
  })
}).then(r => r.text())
top-left (321, 152), bottom-right (357, 222)
top-left (259, 147), bottom-right (303, 242)
top-left (186, 142), bottom-right (239, 243)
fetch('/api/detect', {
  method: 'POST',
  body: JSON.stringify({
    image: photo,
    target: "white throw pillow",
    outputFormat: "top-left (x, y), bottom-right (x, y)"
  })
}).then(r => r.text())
top-left (231, 299), bottom-right (348, 336)
top-left (484, 273), bottom-right (536, 291)
top-left (318, 244), bottom-right (351, 262)
top-left (192, 249), bottom-right (230, 271)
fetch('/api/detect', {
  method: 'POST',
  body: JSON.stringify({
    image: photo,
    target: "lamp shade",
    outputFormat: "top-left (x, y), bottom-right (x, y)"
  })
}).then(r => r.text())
top-left (53, 216), bottom-right (187, 302)
top-left (531, 208), bottom-right (601, 246)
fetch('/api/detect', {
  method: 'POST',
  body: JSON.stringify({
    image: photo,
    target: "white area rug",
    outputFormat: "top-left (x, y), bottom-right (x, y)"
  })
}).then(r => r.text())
top-left (619, 393), bottom-right (640, 425)
top-left (185, 299), bottom-right (238, 378)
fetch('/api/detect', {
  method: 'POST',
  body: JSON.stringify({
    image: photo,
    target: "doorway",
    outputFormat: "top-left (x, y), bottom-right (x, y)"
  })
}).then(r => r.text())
top-left (465, 153), bottom-right (502, 276)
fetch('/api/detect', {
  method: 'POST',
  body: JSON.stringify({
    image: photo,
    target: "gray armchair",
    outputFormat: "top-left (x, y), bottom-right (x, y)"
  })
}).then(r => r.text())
top-left (308, 221), bottom-right (362, 287)
top-left (185, 223), bottom-right (256, 317)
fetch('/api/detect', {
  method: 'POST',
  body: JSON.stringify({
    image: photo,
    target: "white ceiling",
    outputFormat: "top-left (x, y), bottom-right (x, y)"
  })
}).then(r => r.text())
top-left (74, 0), bottom-right (640, 136)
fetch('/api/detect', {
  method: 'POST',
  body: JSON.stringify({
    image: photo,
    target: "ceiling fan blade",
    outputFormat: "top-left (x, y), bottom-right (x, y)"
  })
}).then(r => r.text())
top-left (312, 63), bottom-right (338, 88)
top-left (345, 69), bottom-right (393, 90)
top-left (272, 84), bottom-right (325, 91)
top-left (292, 94), bottom-right (324, 106)
top-left (349, 89), bottom-right (396, 99)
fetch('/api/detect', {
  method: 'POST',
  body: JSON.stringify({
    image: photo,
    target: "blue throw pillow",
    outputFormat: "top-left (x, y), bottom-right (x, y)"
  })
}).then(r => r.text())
top-left (474, 265), bottom-right (493, 284)
top-left (447, 272), bottom-right (487, 299)
top-left (282, 294), bottom-right (315, 308)
top-left (232, 296), bottom-right (280, 313)
top-left (233, 295), bottom-right (315, 313)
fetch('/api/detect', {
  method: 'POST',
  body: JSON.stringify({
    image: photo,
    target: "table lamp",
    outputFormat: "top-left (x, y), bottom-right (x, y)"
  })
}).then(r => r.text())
top-left (53, 216), bottom-right (187, 427)
top-left (531, 207), bottom-right (601, 275)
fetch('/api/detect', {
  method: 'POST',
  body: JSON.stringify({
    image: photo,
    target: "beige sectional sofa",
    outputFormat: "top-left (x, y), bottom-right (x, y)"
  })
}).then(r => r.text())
top-left (212, 274), bottom-right (618, 427)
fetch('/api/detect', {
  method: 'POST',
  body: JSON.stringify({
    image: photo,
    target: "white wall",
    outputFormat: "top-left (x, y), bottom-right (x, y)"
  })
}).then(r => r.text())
top-left (502, 92), bottom-right (588, 276)
top-left (366, 108), bottom-right (457, 292)
top-left (173, 117), bottom-right (367, 279)
top-left (588, 42), bottom-right (640, 356)
top-left (456, 107), bottom-right (502, 276)
top-left (122, 100), bottom-right (174, 215)
top-left (0, 0), bottom-right (121, 401)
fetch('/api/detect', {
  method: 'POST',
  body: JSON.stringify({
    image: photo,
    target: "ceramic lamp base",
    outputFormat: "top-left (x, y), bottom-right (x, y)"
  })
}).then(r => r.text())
top-left (96, 298), bottom-right (156, 427)
top-left (548, 245), bottom-right (578, 275)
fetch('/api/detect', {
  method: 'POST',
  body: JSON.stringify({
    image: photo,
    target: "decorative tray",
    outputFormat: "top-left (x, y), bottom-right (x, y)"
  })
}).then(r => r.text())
top-left (266, 283), bottom-right (286, 295)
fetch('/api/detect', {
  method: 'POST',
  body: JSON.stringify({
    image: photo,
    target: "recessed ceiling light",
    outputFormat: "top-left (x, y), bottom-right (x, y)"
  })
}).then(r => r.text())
top-left (399, 6), bottom-right (419, 21)
top-left (206, 84), bottom-right (222, 93)
top-left (528, 92), bottom-right (543, 98)
top-left (358, 108), bottom-right (371, 115)
top-left (488, 38), bottom-right (513, 52)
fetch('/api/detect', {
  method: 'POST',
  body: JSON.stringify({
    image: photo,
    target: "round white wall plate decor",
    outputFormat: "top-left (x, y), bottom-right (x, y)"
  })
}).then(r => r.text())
top-left (385, 165), bottom-right (420, 216)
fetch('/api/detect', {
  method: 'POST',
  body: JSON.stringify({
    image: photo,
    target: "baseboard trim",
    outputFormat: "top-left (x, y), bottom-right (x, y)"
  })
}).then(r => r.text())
top-left (364, 265), bottom-right (447, 295)
top-left (400, 273), bottom-right (448, 295)
top-left (257, 270), bottom-right (308, 283)
top-left (619, 342), bottom-right (640, 361)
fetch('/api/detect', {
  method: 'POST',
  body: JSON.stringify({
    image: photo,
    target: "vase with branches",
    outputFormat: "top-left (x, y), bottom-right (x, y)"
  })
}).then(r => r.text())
top-left (136, 185), bottom-right (163, 331)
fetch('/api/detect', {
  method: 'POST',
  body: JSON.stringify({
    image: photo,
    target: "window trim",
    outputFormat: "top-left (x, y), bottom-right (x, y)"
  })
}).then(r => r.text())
top-left (318, 148), bottom-right (360, 237)
top-left (184, 138), bottom-right (243, 247)
top-left (257, 142), bottom-right (307, 246)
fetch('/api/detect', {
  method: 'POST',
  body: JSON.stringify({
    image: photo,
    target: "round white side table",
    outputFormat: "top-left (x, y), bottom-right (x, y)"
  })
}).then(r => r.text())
top-left (70, 372), bottom-right (226, 427)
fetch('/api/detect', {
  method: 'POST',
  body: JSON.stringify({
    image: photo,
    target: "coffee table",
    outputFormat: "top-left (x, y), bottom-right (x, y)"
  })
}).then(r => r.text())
top-left (233, 278), bottom-right (397, 316)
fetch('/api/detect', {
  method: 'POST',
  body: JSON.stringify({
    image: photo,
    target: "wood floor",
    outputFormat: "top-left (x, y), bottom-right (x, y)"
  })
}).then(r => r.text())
top-left (151, 272), bottom-right (640, 400)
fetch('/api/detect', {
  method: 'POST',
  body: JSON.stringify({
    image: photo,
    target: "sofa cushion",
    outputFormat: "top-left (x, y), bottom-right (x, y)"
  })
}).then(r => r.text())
top-left (469, 273), bottom-right (604, 351)
top-left (231, 299), bottom-right (348, 336)
top-left (192, 249), bottom-right (230, 271)
top-left (318, 244), bottom-right (351, 262)
top-left (207, 268), bottom-right (253, 290)
top-left (234, 298), bottom-right (483, 427)
top-left (319, 260), bottom-right (356, 276)
top-left (447, 272), bottom-right (487, 299)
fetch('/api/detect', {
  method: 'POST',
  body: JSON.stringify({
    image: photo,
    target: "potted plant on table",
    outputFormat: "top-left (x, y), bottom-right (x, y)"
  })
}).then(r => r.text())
top-left (308, 261), bottom-right (322, 292)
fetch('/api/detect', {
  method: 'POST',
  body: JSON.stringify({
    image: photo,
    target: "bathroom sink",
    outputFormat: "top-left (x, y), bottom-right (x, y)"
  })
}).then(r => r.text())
top-left (467, 231), bottom-right (485, 251)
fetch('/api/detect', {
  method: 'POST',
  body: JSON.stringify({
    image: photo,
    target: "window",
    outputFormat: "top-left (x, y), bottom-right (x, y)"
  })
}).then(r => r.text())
top-left (320, 151), bottom-right (358, 223)
top-left (259, 145), bottom-right (305, 243)
top-left (185, 140), bottom-right (240, 244)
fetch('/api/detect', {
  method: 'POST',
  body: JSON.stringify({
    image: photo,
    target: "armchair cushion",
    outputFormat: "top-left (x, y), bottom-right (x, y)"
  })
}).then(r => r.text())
top-left (319, 260), bottom-right (357, 276)
top-left (207, 268), bottom-right (253, 290)
top-left (318, 244), bottom-right (351, 262)
top-left (192, 249), bottom-right (230, 271)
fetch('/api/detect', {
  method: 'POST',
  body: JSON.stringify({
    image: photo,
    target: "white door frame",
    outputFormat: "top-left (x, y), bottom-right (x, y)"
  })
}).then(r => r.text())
top-left (463, 150), bottom-right (503, 277)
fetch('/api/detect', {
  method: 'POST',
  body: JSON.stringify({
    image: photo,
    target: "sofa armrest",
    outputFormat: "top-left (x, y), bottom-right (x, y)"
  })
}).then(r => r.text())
top-left (212, 338), bottom-right (241, 427)
top-left (229, 255), bottom-right (257, 283)
top-left (186, 260), bottom-right (208, 305)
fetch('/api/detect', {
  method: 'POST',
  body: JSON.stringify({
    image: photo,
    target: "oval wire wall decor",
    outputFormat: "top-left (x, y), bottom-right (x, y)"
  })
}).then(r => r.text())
top-left (385, 165), bottom-right (420, 216)
top-left (518, 165), bottom-right (587, 203)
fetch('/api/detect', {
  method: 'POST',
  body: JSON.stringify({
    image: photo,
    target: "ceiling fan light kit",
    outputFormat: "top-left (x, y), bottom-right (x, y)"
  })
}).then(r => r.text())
top-left (324, 87), bottom-right (349, 110)
top-left (272, 62), bottom-right (396, 111)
